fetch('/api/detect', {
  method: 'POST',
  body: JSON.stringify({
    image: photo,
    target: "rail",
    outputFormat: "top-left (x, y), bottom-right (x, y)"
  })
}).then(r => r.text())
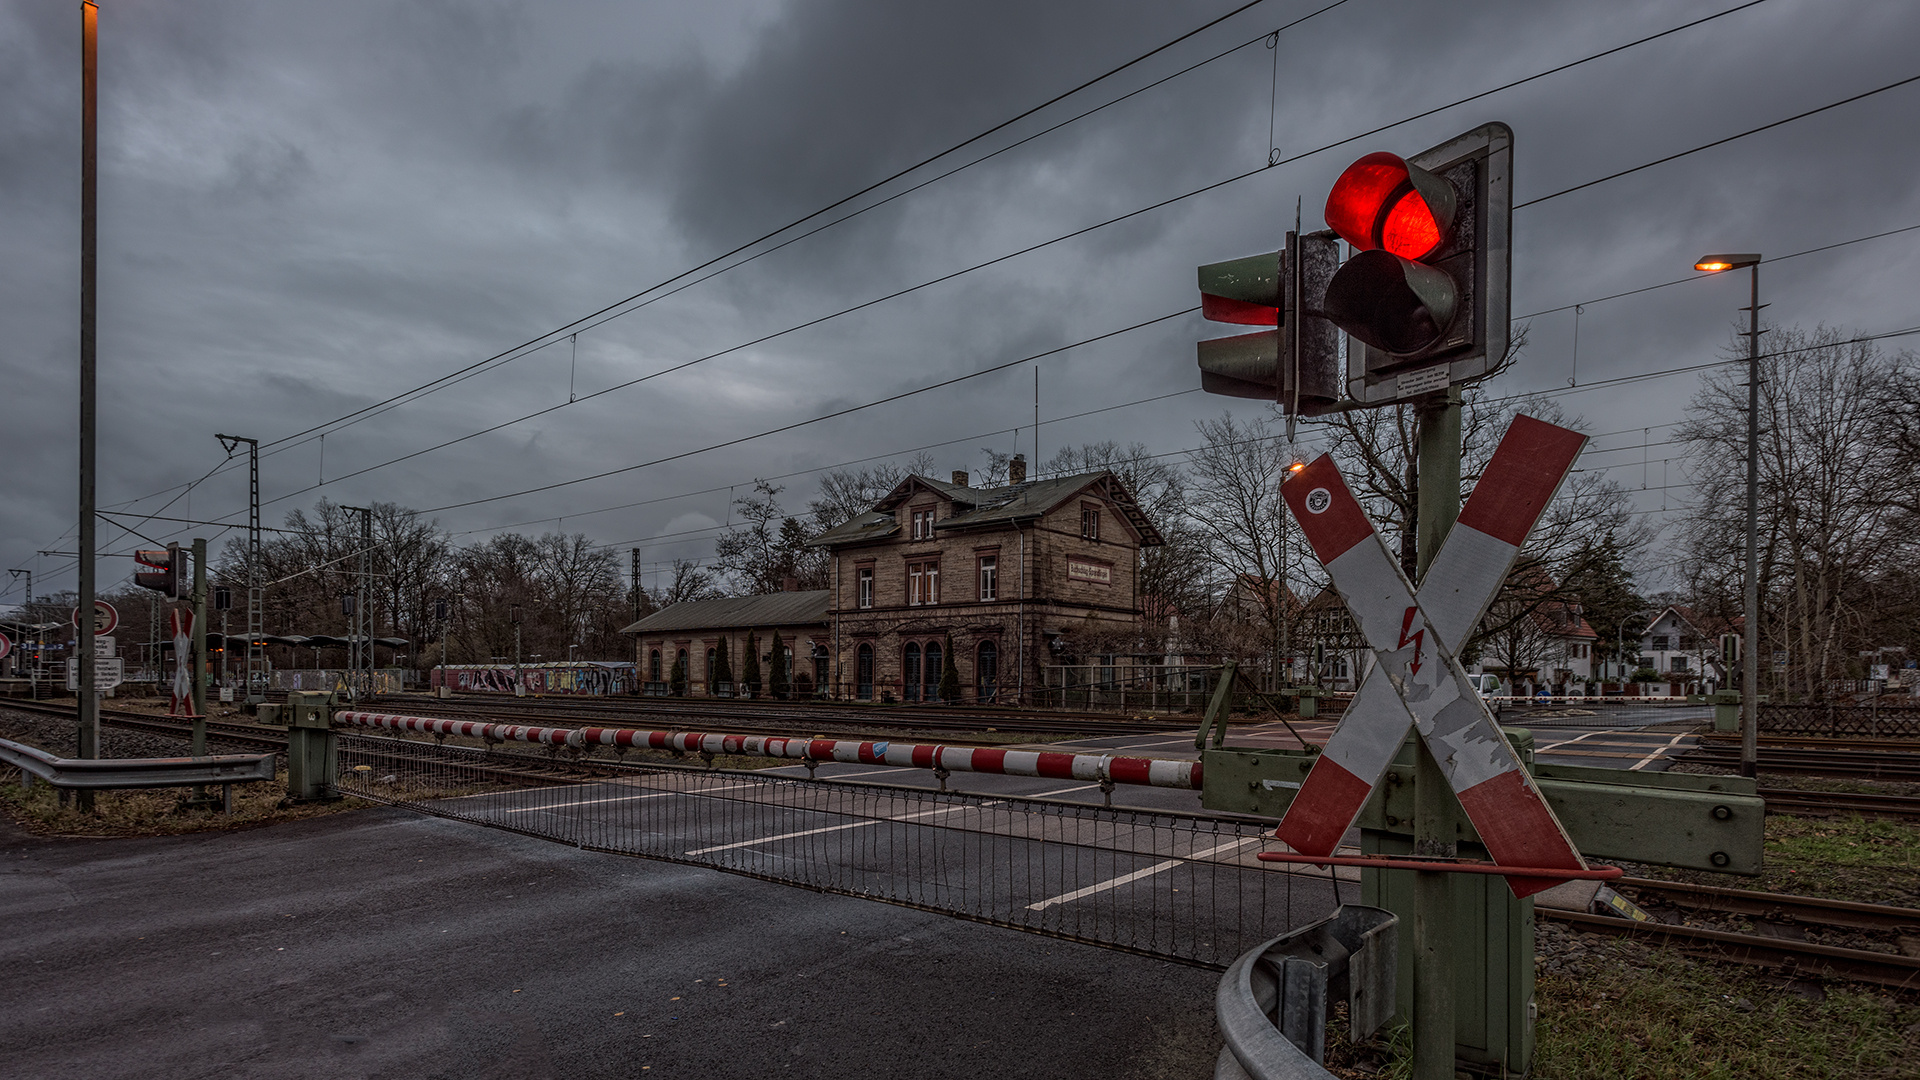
top-left (335, 710), bottom-right (1203, 792)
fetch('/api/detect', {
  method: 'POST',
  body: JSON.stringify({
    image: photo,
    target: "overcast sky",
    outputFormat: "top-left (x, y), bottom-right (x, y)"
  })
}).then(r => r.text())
top-left (5, 0), bottom-right (1918, 605)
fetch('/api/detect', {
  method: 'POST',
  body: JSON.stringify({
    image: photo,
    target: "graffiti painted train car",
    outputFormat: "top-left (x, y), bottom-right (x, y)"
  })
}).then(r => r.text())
top-left (430, 661), bottom-right (635, 696)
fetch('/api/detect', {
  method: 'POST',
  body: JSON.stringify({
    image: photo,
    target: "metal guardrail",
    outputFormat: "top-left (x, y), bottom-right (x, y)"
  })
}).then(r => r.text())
top-left (1215, 905), bottom-right (1398, 1080)
top-left (0, 736), bottom-right (275, 792)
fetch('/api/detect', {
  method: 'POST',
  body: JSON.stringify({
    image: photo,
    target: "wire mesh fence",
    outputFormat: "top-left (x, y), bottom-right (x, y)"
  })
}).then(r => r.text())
top-left (1758, 704), bottom-right (1920, 738)
top-left (336, 733), bottom-right (1333, 969)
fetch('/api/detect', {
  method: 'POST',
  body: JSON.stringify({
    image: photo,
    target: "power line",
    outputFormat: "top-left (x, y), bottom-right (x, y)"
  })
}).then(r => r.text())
top-left (1516, 222), bottom-right (1920, 321)
top-left (1516, 72), bottom-right (1920, 209)
top-left (255, 0), bottom-right (1341, 457)
top-left (206, 0), bottom-right (1793, 517)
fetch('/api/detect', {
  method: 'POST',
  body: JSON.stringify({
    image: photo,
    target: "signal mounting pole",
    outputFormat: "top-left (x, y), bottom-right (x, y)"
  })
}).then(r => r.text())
top-left (76, 0), bottom-right (100, 803)
top-left (217, 435), bottom-right (265, 705)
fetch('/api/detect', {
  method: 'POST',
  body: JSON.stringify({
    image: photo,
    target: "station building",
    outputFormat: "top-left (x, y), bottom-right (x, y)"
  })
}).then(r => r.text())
top-left (619, 456), bottom-right (1163, 704)
top-left (806, 457), bottom-right (1162, 703)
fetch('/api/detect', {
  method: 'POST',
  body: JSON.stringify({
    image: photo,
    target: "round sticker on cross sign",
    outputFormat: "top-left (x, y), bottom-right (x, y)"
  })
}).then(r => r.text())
top-left (1304, 488), bottom-right (1333, 514)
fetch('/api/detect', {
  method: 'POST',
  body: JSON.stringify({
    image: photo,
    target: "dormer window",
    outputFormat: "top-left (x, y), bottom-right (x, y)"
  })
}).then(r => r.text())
top-left (911, 507), bottom-right (935, 540)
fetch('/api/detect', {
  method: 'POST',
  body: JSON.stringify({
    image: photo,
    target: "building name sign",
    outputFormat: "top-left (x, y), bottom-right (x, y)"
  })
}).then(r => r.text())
top-left (1066, 557), bottom-right (1111, 586)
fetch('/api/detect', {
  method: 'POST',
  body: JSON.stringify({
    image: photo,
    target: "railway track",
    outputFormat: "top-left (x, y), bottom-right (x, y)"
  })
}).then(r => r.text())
top-left (1756, 786), bottom-right (1920, 822)
top-left (361, 692), bottom-right (1203, 739)
top-left (1546, 877), bottom-right (1920, 992)
top-left (1682, 743), bottom-right (1920, 780)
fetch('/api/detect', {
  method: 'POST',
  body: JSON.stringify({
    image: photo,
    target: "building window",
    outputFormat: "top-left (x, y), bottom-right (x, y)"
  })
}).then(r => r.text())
top-left (902, 643), bottom-right (922, 702)
top-left (978, 555), bottom-right (997, 601)
top-left (976, 640), bottom-right (998, 703)
top-left (1081, 505), bottom-right (1100, 541)
top-left (649, 649), bottom-right (662, 682)
top-left (908, 560), bottom-right (939, 605)
top-left (857, 567), bottom-right (873, 609)
top-left (911, 507), bottom-right (935, 540)
top-left (1651, 635), bottom-right (1669, 651)
top-left (923, 640), bottom-right (943, 701)
top-left (856, 644), bottom-right (874, 700)
top-left (706, 648), bottom-right (717, 693)
top-left (1670, 656), bottom-right (1689, 673)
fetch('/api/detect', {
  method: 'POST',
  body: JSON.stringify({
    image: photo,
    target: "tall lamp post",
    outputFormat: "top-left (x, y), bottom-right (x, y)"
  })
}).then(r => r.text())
top-left (1693, 252), bottom-right (1763, 778)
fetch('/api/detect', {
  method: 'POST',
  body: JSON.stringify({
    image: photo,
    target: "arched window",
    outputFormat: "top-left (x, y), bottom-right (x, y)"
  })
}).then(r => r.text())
top-left (902, 643), bottom-right (922, 702)
top-left (856, 644), bottom-right (874, 700)
top-left (706, 648), bottom-right (717, 693)
top-left (923, 641), bottom-right (943, 702)
top-left (649, 649), bottom-right (662, 682)
top-left (976, 640), bottom-right (998, 703)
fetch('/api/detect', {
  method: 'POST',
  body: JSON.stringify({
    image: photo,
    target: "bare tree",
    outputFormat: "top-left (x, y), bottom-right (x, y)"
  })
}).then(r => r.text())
top-left (1676, 325), bottom-right (1916, 697)
top-left (659, 558), bottom-right (721, 606)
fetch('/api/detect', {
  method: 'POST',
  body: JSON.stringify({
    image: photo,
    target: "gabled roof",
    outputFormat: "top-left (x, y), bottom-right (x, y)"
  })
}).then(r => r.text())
top-left (618, 591), bottom-right (829, 635)
top-left (810, 471), bottom-right (1164, 548)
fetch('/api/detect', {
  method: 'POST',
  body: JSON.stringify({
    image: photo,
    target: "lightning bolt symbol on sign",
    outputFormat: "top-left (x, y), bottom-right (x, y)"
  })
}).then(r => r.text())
top-left (1397, 606), bottom-right (1424, 676)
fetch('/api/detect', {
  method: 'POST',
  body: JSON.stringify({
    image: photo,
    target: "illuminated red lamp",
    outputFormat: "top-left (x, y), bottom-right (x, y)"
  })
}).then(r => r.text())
top-left (1324, 151), bottom-right (1457, 260)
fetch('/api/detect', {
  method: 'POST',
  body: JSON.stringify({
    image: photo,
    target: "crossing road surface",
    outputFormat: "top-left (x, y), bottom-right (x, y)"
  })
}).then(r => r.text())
top-left (0, 810), bottom-right (1224, 1080)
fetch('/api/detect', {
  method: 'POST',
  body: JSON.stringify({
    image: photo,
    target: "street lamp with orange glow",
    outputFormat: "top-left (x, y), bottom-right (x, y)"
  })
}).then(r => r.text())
top-left (1694, 252), bottom-right (1762, 778)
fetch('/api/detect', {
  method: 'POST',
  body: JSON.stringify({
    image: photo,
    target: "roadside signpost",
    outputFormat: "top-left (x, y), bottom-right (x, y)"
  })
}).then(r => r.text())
top-left (1189, 120), bottom-right (1766, 1080)
top-left (72, 599), bottom-right (118, 637)
top-left (169, 608), bottom-right (196, 718)
top-left (66, 656), bottom-right (123, 692)
top-left (1268, 418), bottom-right (1594, 894)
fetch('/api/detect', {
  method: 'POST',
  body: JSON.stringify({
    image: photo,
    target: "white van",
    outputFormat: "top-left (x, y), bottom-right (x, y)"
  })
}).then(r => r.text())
top-left (1468, 673), bottom-right (1503, 698)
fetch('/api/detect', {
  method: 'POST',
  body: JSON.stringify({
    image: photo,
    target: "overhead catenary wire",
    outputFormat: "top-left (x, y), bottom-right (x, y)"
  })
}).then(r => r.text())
top-left (36, 0), bottom-right (1792, 549)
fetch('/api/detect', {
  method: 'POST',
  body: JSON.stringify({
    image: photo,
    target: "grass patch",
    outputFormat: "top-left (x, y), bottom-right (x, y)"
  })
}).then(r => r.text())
top-left (1531, 941), bottom-right (1918, 1080)
top-left (1321, 941), bottom-right (1918, 1080)
top-left (0, 769), bottom-right (365, 838)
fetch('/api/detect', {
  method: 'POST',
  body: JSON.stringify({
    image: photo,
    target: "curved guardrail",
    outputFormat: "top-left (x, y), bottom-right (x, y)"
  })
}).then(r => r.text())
top-left (0, 736), bottom-right (275, 790)
top-left (1215, 905), bottom-right (1398, 1080)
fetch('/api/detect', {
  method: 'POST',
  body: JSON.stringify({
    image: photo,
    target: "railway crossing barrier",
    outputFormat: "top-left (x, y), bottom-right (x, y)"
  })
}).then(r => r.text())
top-left (1201, 415), bottom-right (1767, 1077)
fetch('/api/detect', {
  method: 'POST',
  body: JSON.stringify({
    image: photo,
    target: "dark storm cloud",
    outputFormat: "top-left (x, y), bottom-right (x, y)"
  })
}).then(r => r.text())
top-left (5, 0), bottom-right (1920, 600)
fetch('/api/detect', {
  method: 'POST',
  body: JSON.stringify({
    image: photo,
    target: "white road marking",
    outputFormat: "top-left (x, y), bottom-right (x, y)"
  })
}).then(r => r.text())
top-left (1628, 732), bottom-right (1697, 771)
top-left (1534, 729), bottom-right (1612, 752)
top-left (500, 783), bottom-right (758, 814)
top-left (683, 801), bottom-right (1002, 855)
top-left (1025, 837), bottom-right (1255, 911)
top-left (1025, 783), bottom-right (1102, 798)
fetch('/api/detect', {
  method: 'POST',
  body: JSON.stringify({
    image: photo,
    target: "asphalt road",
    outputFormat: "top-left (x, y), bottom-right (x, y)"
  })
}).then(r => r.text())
top-left (0, 809), bottom-right (1223, 1080)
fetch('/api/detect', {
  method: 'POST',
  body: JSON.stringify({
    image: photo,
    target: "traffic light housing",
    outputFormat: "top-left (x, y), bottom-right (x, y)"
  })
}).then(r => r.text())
top-left (134, 544), bottom-right (185, 599)
top-left (1323, 123), bottom-right (1512, 407)
top-left (1194, 230), bottom-right (1341, 415)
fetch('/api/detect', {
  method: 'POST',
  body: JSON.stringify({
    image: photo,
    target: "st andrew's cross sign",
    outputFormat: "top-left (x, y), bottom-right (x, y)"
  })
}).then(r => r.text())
top-left (1274, 415), bottom-right (1591, 898)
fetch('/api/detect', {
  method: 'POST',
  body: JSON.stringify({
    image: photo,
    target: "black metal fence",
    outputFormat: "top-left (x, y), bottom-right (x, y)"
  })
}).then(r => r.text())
top-left (335, 733), bottom-right (1336, 969)
top-left (1758, 703), bottom-right (1920, 738)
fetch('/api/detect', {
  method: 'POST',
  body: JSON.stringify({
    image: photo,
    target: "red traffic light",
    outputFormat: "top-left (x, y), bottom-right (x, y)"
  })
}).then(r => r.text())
top-left (1324, 152), bottom-right (1457, 260)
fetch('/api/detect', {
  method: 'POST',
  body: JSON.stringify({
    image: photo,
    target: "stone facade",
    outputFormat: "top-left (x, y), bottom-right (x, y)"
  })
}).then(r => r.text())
top-left (622, 591), bottom-right (830, 698)
top-left (808, 465), bottom-right (1162, 703)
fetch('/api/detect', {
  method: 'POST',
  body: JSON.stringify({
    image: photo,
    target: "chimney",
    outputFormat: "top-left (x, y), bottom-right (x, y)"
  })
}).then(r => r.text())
top-left (1008, 454), bottom-right (1026, 485)
top-left (952, 470), bottom-right (969, 487)
top-left (781, 576), bottom-right (799, 593)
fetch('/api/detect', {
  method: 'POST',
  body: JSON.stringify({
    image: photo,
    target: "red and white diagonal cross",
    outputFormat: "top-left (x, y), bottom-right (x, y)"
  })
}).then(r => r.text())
top-left (1275, 415), bottom-right (1589, 898)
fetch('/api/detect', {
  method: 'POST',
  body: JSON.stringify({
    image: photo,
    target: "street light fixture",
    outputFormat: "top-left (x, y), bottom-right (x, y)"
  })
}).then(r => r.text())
top-left (1693, 252), bottom-right (1763, 779)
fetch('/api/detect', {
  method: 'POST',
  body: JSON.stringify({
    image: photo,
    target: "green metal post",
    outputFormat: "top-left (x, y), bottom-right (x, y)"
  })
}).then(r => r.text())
top-left (191, 539), bottom-right (208, 727)
top-left (1412, 395), bottom-right (1461, 1080)
top-left (285, 691), bottom-right (338, 802)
